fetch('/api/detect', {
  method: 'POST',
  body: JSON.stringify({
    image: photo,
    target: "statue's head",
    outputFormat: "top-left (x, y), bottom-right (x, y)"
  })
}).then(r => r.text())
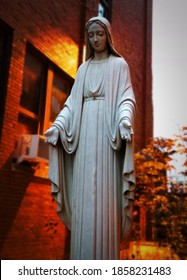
top-left (85, 16), bottom-right (121, 60)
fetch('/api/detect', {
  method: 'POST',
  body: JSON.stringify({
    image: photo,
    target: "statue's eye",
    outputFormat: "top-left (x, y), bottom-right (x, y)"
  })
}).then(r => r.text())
top-left (88, 32), bottom-right (94, 38)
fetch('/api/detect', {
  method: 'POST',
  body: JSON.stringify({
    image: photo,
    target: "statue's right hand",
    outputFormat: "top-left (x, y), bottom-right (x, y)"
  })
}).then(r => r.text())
top-left (44, 126), bottom-right (59, 146)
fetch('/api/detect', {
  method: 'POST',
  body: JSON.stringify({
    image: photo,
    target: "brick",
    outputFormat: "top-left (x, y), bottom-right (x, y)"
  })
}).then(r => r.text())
top-left (0, 0), bottom-right (153, 259)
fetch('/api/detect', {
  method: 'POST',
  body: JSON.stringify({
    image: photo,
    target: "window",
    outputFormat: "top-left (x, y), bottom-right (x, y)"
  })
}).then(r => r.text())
top-left (19, 47), bottom-right (46, 135)
top-left (18, 44), bottom-right (73, 136)
top-left (17, 114), bottom-right (39, 135)
top-left (50, 72), bottom-right (71, 123)
top-left (98, 0), bottom-right (112, 21)
top-left (21, 52), bottom-right (44, 115)
top-left (0, 19), bottom-right (12, 138)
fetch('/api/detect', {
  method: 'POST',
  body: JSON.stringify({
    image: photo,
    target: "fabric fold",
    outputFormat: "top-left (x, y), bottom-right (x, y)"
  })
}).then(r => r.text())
top-left (48, 54), bottom-right (136, 259)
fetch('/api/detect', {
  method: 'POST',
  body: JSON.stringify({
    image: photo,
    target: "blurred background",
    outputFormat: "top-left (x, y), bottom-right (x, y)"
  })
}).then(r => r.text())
top-left (0, 0), bottom-right (186, 260)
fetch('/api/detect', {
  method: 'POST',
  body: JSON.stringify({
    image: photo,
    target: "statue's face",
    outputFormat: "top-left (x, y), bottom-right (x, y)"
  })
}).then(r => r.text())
top-left (87, 22), bottom-right (108, 54)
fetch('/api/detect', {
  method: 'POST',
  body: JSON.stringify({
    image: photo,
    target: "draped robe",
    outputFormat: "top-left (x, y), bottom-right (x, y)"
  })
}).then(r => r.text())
top-left (48, 54), bottom-right (136, 259)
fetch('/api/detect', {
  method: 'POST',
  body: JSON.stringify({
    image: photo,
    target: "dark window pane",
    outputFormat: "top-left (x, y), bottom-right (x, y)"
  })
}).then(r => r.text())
top-left (21, 53), bottom-right (43, 115)
top-left (98, 3), bottom-right (105, 17)
top-left (0, 20), bottom-right (12, 138)
top-left (17, 114), bottom-right (38, 135)
top-left (0, 31), bottom-right (4, 61)
top-left (50, 72), bottom-right (70, 123)
top-left (98, 0), bottom-right (111, 21)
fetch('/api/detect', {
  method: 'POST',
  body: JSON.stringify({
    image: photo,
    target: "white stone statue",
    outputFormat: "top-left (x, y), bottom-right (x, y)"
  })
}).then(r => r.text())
top-left (44, 16), bottom-right (136, 260)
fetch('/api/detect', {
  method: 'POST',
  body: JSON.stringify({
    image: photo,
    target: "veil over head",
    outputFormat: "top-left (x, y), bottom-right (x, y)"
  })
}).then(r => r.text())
top-left (85, 16), bottom-right (121, 60)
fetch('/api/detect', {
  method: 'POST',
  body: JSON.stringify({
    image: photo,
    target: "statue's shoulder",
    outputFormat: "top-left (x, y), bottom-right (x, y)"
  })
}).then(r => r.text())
top-left (75, 59), bottom-right (90, 78)
top-left (110, 55), bottom-right (129, 70)
top-left (79, 59), bottom-right (91, 69)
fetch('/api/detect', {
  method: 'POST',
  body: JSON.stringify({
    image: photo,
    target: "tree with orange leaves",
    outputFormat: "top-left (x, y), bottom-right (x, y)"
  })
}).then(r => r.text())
top-left (131, 131), bottom-right (187, 259)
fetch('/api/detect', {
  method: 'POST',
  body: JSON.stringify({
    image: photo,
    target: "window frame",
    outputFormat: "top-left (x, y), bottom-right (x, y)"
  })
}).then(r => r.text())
top-left (19, 43), bottom-right (73, 136)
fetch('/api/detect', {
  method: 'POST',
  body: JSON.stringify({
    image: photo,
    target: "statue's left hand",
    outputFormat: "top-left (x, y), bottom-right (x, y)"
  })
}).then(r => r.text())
top-left (119, 119), bottom-right (133, 142)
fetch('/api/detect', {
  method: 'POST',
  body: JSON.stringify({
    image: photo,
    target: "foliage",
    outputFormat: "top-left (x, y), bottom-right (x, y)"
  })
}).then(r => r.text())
top-left (174, 126), bottom-right (187, 175)
top-left (134, 137), bottom-right (175, 210)
top-left (131, 128), bottom-right (187, 259)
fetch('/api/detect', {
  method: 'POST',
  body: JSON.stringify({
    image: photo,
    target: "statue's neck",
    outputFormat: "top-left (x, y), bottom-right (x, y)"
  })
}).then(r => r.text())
top-left (92, 50), bottom-right (109, 61)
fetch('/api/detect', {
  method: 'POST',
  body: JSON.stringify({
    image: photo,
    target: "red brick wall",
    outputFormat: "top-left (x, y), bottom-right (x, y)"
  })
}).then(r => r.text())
top-left (0, 0), bottom-right (81, 260)
top-left (1, 177), bottom-right (70, 260)
top-left (111, 0), bottom-right (153, 150)
top-left (84, 0), bottom-right (153, 150)
top-left (0, 0), bottom-right (152, 259)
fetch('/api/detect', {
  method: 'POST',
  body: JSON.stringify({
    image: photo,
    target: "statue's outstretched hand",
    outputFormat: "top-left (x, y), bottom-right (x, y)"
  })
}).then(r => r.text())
top-left (44, 126), bottom-right (59, 146)
top-left (119, 119), bottom-right (133, 142)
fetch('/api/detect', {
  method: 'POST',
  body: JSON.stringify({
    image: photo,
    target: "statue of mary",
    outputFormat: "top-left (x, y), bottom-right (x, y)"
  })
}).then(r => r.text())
top-left (45, 16), bottom-right (136, 260)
